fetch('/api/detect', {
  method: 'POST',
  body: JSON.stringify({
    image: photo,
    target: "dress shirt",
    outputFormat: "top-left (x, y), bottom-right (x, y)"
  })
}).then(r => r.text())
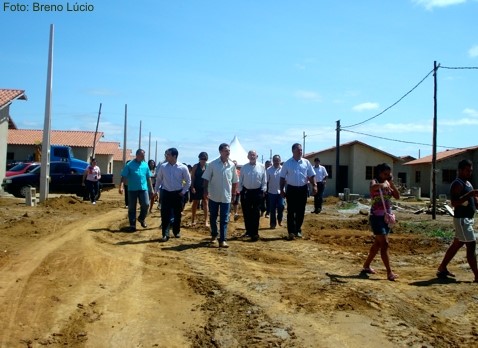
top-left (314, 165), bottom-right (328, 182)
top-left (267, 165), bottom-right (282, 194)
top-left (239, 162), bottom-right (267, 192)
top-left (202, 157), bottom-right (239, 203)
top-left (155, 162), bottom-right (191, 194)
top-left (280, 157), bottom-right (315, 186)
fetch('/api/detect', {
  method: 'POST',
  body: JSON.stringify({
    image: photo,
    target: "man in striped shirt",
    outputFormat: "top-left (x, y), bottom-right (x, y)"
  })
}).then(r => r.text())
top-left (154, 147), bottom-right (191, 242)
top-left (280, 143), bottom-right (317, 240)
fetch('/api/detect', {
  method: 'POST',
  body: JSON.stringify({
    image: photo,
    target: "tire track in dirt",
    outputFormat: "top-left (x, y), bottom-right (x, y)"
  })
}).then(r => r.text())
top-left (0, 208), bottom-right (204, 347)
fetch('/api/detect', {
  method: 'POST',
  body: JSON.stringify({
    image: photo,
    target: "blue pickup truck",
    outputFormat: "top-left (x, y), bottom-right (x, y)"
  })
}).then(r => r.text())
top-left (50, 145), bottom-right (89, 171)
top-left (1, 161), bottom-right (115, 199)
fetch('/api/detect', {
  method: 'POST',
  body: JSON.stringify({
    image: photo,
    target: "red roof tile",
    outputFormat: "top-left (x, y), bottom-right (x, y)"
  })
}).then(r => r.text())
top-left (111, 146), bottom-right (134, 161)
top-left (8, 129), bottom-right (104, 147)
top-left (0, 89), bottom-right (27, 110)
top-left (95, 141), bottom-right (121, 155)
top-left (404, 146), bottom-right (478, 165)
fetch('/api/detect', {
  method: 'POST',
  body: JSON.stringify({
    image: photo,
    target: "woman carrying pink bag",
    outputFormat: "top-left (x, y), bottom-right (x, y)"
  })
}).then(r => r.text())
top-left (362, 163), bottom-right (400, 281)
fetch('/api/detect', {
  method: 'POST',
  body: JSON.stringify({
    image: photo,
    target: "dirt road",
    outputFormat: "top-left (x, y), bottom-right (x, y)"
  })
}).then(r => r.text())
top-left (1, 192), bottom-right (477, 347)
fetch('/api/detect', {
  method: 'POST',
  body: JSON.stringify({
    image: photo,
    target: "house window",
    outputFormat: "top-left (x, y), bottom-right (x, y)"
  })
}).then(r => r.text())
top-left (415, 171), bottom-right (421, 184)
top-left (324, 165), bottom-right (332, 179)
top-left (442, 169), bottom-right (455, 184)
top-left (366, 166), bottom-right (374, 180)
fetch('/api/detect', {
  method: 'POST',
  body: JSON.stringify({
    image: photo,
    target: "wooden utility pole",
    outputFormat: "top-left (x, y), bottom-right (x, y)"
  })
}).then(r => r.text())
top-left (91, 103), bottom-right (102, 159)
top-left (122, 104), bottom-right (127, 164)
top-left (432, 61), bottom-right (439, 220)
top-left (335, 120), bottom-right (340, 197)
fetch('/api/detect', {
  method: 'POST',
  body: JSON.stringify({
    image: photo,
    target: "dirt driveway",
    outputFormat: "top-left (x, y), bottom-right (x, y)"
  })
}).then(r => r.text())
top-left (1, 191), bottom-right (477, 347)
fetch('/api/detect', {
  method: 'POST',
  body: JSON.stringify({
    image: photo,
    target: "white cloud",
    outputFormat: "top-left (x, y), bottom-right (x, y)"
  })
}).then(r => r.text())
top-left (412, 0), bottom-right (467, 10)
top-left (294, 90), bottom-right (322, 102)
top-left (463, 108), bottom-right (478, 117)
top-left (352, 102), bottom-right (379, 112)
top-left (468, 45), bottom-right (478, 58)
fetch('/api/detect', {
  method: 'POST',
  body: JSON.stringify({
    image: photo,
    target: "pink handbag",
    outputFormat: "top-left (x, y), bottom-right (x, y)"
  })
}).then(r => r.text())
top-left (379, 188), bottom-right (396, 228)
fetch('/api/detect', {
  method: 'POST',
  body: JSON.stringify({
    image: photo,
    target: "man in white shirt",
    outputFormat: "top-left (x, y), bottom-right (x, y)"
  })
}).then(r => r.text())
top-left (313, 157), bottom-right (328, 214)
top-left (280, 143), bottom-right (317, 240)
top-left (239, 150), bottom-right (267, 241)
top-left (267, 155), bottom-right (284, 229)
top-left (154, 147), bottom-right (191, 241)
top-left (202, 143), bottom-right (239, 248)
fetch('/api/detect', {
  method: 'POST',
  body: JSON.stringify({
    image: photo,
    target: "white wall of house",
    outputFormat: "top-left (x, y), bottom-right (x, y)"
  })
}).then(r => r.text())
top-left (306, 143), bottom-right (396, 197)
top-left (94, 154), bottom-right (114, 175)
top-left (113, 160), bottom-right (127, 185)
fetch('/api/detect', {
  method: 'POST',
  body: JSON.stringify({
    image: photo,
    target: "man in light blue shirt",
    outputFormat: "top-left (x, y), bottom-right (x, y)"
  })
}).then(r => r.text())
top-left (239, 150), bottom-right (267, 241)
top-left (267, 154), bottom-right (284, 229)
top-left (154, 147), bottom-right (191, 241)
top-left (202, 143), bottom-right (239, 248)
top-left (280, 143), bottom-right (317, 240)
top-left (119, 149), bottom-right (153, 232)
top-left (313, 157), bottom-right (328, 214)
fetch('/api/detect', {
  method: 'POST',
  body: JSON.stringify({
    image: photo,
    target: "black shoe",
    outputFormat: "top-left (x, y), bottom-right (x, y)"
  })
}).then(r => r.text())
top-left (174, 233), bottom-right (181, 238)
top-left (127, 226), bottom-right (136, 233)
top-left (161, 235), bottom-right (169, 242)
top-left (139, 219), bottom-right (147, 228)
top-left (251, 235), bottom-right (259, 242)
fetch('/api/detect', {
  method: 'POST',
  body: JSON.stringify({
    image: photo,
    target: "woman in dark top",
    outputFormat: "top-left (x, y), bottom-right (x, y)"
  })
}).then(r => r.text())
top-left (190, 152), bottom-right (208, 226)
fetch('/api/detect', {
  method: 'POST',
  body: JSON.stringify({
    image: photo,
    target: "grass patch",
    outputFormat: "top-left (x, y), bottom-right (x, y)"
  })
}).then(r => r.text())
top-left (337, 202), bottom-right (357, 210)
top-left (424, 228), bottom-right (454, 240)
top-left (399, 221), bottom-right (454, 242)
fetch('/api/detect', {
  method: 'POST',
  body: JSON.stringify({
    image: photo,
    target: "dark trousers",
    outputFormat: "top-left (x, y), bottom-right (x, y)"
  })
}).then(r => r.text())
top-left (161, 189), bottom-right (183, 237)
top-left (124, 184), bottom-right (129, 206)
top-left (285, 185), bottom-right (308, 235)
top-left (85, 180), bottom-right (99, 203)
top-left (240, 188), bottom-right (263, 237)
top-left (314, 182), bottom-right (325, 211)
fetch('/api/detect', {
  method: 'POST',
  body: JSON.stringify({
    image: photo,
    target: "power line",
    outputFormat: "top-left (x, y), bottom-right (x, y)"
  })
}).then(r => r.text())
top-left (342, 67), bottom-right (436, 129)
top-left (440, 66), bottom-right (478, 70)
top-left (341, 129), bottom-right (459, 149)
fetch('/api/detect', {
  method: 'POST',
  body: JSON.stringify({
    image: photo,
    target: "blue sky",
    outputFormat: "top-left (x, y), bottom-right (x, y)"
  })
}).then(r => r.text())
top-left (1, 0), bottom-right (478, 165)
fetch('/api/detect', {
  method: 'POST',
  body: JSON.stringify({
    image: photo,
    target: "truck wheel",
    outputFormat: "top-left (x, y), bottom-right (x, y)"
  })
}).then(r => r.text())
top-left (19, 185), bottom-right (32, 198)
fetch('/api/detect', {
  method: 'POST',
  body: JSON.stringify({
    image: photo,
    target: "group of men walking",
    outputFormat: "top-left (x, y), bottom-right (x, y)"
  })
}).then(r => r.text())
top-left (118, 142), bottom-right (328, 247)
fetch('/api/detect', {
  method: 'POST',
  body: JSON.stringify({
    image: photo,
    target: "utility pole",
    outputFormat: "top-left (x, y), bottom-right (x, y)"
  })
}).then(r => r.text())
top-left (91, 102), bottom-right (102, 159)
top-left (155, 140), bottom-right (158, 164)
top-left (40, 24), bottom-right (54, 203)
top-left (432, 61), bottom-right (439, 220)
top-left (148, 131), bottom-right (151, 161)
top-left (138, 120), bottom-right (142, 150)
top-left (303, 131), bottom-right (306, 155)
top-left (335, 120), bottom-right (340, 197)
top-left (122, 104), bottom-right (127, 165)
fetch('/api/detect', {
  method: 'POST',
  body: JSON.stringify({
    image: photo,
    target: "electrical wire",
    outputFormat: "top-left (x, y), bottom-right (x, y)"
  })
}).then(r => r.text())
top-left (341, 67), bottom-right (436, 129)
top-left (341, 129), bottom-right (459, 149)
